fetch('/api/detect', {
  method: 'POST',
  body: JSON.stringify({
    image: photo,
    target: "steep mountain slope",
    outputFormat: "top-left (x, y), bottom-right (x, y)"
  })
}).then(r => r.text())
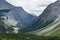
top-left (33, 1), bottom-right (60, 36)
top-left (4, 7), bottom-right (36, 28)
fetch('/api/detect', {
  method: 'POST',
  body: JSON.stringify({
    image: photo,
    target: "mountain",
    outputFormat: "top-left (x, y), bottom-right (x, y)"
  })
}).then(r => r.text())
top-left (0, 0), bottom-right (36, 33)
top-left (20, 0), bottom-right (60, 36)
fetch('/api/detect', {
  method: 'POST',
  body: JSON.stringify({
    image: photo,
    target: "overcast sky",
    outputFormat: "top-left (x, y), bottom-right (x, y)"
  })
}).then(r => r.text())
top-left (6, 0), bottom-right (57, 16)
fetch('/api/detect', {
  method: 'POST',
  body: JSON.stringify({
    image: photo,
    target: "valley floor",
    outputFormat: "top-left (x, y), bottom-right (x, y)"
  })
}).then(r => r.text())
top-left (0, 33), bottom-right (60, 40)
